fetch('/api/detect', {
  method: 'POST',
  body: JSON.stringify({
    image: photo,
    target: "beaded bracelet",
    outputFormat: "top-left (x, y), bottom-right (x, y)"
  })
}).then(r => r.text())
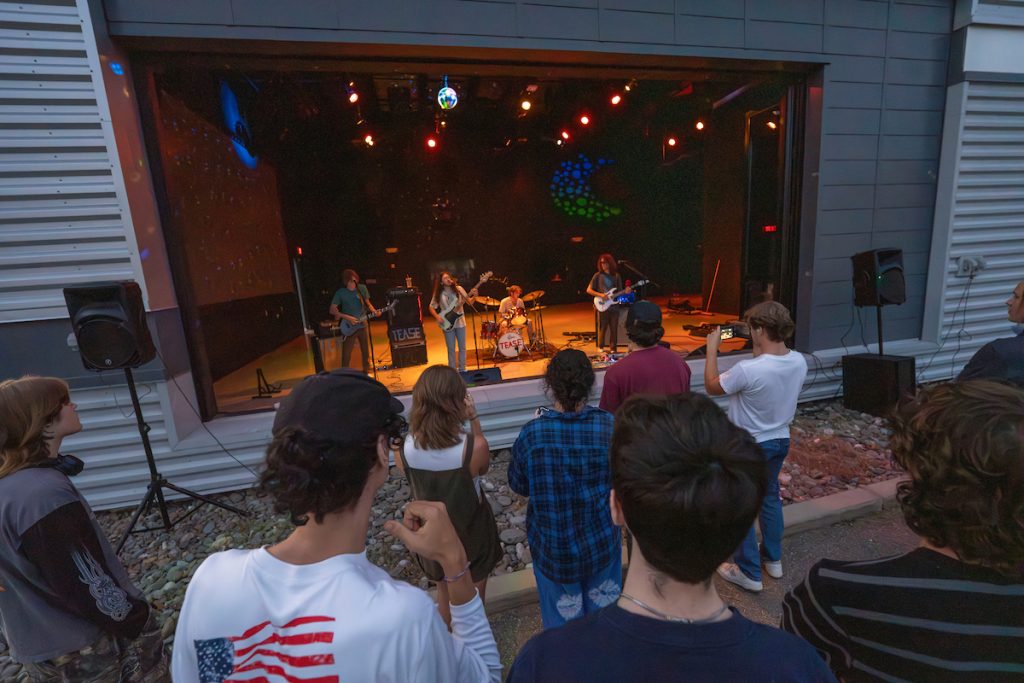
top-left (442, 562), bottom-right (472, 583)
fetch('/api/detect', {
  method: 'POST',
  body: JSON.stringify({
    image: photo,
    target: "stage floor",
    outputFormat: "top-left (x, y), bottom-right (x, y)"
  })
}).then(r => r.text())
top-left (213, 296), bottom-right (745, 414)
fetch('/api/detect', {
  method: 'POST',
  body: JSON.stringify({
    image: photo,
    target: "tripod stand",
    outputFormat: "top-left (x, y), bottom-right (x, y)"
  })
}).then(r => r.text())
top-left (116, 367), bottom-right (246, 554)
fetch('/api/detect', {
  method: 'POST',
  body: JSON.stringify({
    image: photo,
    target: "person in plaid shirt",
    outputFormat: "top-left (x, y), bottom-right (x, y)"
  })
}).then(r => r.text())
top-left (509, 349), bottom-right (621, 628)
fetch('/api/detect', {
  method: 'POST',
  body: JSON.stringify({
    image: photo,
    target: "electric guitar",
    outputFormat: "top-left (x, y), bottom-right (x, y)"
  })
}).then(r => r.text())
top-left (339, 300), bottom-right (396, 339)
top-left (593, 279), bottom-right (649, 312)
top-left (436, 271), bottom-right (493, 331)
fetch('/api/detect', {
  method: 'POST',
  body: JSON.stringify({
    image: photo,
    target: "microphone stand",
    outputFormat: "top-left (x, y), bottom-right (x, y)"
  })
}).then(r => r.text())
top-left (467, 300), bottom-right (482, 370)
top-left (618, 260), bottom-right (658, 297)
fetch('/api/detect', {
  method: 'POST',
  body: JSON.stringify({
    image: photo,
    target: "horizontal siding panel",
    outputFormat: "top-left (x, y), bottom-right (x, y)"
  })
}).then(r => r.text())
top-left (887, 30), bottom-right (950, 60)
top-left (875, 182), bottom-right (936, 208)
top-left (675, 0), bottom-right (744, 19)
top-left (519, 4), bottom-right (599, 40)
top-left (824, 107), bottom-right (881, 134)
top-left (675, 15), bottom-right (744, 46)
top-left (746, 0), bottom-right (823, 24)
top-left (828, 81), bottom-right (883, 108)
top-left (876, 158), bottom-right (938, 183)
top-left (889, 2), bottom-right (951, 33)
top-left (824, 0), bottom-right (888, 29)
top-left (879, 134), bottom-right (939, 159)
top-left (817, 208), bottom-right (873, 233)
top-left (601, 8), bottom-right (674, 43)
top-left (823, 133), bottom-right (879, 159)
top-left (826, 54), bottom-right (886, 83)
top-left (745, 21), bottom-right (823, 53)
top-left (823, 25), bottom-right (886, 55)
top-left (884, 58), bottom-right (946, 86)
top-left (820, 158), bottom-right (877, 184)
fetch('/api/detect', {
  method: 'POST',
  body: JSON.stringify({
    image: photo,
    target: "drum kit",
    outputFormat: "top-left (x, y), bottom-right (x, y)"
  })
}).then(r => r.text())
top-left (477, 290), bottom-right (547, 359)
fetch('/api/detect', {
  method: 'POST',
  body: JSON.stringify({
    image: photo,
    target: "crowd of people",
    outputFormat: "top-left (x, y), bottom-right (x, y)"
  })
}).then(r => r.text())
top-left (1, 290), bottom-right (1023, 682)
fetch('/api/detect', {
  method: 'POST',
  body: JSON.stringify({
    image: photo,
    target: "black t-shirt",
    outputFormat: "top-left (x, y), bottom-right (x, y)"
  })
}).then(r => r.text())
top-left (508, 604), bottom-right (835, 682)
top-left (589, 271), bottom-right (622, 295)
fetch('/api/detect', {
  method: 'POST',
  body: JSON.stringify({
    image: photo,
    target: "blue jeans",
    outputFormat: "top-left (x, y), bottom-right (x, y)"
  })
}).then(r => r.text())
top-left (444, 326), bottom-right (467, 371)
top-left (532, 552), bottom-right (622, 629)
top-left (734, 438), bottom-right (789, 582)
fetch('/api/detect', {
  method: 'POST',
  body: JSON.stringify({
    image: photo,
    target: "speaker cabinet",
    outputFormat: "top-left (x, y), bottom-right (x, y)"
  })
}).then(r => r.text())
top-left (460, 368), bottom-right (503, 387)
top-left (387, 287), bottom-right (423, 328)
top-left (63, 282), bottom-right (155, 370)
top-left (391, 341), bottom-right (427, 369)
top-left (842, 353), bottom-right (916, 416)
top-left (852, 248), bottom-right (906, 307)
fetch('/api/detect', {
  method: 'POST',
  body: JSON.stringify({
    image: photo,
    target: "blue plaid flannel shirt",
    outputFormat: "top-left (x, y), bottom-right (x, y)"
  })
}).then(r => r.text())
top-left (509, 405), bottom-right (619, 583)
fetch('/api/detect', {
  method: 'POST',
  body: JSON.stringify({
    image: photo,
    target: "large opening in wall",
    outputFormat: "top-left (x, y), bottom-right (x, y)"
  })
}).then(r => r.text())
top-left (129, 45), bottom-right (813, 418)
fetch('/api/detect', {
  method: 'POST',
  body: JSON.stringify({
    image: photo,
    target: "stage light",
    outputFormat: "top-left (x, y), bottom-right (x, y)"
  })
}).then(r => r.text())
top-left (695, 120), bottom-right (705, 131)
top-left (440, 119), bottom-right (447, 127)
top-left (363, 134), bottom-right (375, 146)
top-left (385, 246), bottom-right (399, 254)
top-left (561, 130), bottom-right (571, 140)
top-left (610, 94), bottom-right (622, 105)
top-left (109, 62), bottom-right (124, 76)
top-left (666, 136), bottom-right (677, 147)
top-left (348, 91), bottom-right (359, 104)
top-left (623, 79), bottom-right (637, 93)
top-left (437, 75), bottom-right (458, 110)
top-left (556, 139), bottom-right (564, 146)
top-left (520, 99), bottom-right (532, 111)
top-left (767, 120), bottom-right (777, 130)
top-left (570, 236), bottom-right (584, 243)
top-left (426, 136), bottom-right (438, 149)
top-left (579, 115), bottom-right (590, 126)
top-left (296, 247), bottom-right (303, 256)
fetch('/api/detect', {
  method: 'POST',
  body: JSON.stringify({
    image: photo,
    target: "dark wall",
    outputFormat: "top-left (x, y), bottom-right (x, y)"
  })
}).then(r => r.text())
top-left (104, 0), bottom-right (954, 351)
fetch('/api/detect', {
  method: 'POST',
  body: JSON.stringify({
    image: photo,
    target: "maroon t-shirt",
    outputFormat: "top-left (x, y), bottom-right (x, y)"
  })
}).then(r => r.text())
top-left (599, 345), bottom-right (692, 413)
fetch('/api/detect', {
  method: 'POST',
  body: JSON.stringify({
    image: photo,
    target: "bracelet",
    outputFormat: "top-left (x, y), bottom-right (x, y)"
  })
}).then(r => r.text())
top-left (442, 562), bottom-right (472, 583)
top-left (467, 413), bottom-right (478, 421)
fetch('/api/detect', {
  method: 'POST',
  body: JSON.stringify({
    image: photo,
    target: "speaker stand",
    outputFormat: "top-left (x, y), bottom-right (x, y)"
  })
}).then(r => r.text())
top-left (252, 368), bottom-right (282, 399)
top-left (875, 304), bottom-right (885, 356)
top-left (116, 367), bottom-right (247, 554)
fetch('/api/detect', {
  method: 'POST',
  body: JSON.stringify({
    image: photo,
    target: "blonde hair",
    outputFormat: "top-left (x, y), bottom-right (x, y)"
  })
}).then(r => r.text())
top-left (0, 376), bottom-right (70, 478)
top-left (408, 365), bottom-right (467, 451)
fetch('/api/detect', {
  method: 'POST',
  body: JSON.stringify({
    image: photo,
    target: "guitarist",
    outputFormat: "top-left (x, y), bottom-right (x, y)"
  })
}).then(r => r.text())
top-left (585, 253), bottom-right (630, 353)
top-left (430, 271), bottom-right (479, 372)
top-left (329, 269), bottom-right (380, 374)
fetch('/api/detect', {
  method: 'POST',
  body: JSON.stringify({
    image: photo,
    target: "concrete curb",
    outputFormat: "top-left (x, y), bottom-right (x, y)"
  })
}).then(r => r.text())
top-left (484, 477), bottom-right (906, 614)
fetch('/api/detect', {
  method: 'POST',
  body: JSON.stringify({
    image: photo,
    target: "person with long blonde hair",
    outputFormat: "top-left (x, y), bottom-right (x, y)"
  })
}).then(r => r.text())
top-left (396, 365), bottom-right (501, 625)
top-left (0, 376), bottom-right (167, 681)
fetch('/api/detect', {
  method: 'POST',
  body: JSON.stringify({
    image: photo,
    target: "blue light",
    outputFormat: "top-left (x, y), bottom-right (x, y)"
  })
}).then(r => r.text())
top-left (110, 62), bottom-right (124, 76)
top-left (219, 80), bottom-right (258, 169)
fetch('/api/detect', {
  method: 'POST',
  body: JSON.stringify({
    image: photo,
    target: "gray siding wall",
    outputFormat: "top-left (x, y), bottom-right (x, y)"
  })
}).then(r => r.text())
top-left (102, 0), bottom-right (955, 351)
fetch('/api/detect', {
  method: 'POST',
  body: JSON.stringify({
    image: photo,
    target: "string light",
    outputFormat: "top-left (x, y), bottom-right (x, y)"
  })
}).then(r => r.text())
top-left (348, 91), bottom-right (359, 104)
top-left (579, 114), bottom-right (590, 126)
top-left (695, 120), bottom-right (705, 131)
top-left (520, 99), bottom-right (532, 111)
top-left (426, 135), bottom-right (438, 149)
top-left (610, 94), bottom-right (622, 105)
top-left (767, 120), bottom-right (777, 130)
top-left (561, 130), bottom-right (571, 140)
top-left (363, 134), bottom-right (374, 146)
top-left (667, 136), bottom-right (677, 147)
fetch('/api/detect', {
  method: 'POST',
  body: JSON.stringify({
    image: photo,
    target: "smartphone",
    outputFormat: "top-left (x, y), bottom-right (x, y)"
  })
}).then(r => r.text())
top-left (720, 327), bottom-right (735, 340)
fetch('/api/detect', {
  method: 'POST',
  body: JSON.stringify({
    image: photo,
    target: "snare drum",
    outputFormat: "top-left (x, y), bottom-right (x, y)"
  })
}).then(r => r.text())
top-left (480, 321), bottom-right (499, 340)
top-left (497, 330), bottom-right (525, 358)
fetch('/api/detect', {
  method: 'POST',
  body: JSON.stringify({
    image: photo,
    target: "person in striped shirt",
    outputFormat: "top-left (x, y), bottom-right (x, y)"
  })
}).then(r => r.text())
top-left (782, 380), bottom-right (1024, 682)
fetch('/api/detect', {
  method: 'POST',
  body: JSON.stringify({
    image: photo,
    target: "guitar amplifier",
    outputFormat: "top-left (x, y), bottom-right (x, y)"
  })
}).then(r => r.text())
top-left (391, 340), bottom-right (427, 369)
top-left (842, 353), bottom-right (916, 417)
top-left (387, 287), bottom-right (423, 328)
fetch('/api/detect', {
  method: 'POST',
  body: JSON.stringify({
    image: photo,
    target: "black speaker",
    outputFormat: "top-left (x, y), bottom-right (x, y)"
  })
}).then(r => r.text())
top-left (387, 287), bottom-right (423, 329)
top-left (460, 368), bottom-right (502, 387)
top-left (391, 341), bottom-right (427, 369)
top-left (851, 248), bottom-right (906, 307)
top-left (64, 282), bottom-right (155, 370)
top-left (842, 353), bottom-right (915, 416)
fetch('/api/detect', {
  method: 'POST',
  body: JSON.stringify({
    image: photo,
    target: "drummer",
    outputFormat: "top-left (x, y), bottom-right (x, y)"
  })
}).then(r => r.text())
top-left (499, 285), bottom-right (534, 345)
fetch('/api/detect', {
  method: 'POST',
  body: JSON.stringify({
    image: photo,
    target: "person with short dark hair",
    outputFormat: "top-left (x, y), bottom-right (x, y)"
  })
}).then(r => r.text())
top-left (171, 369), bottom-right (501, 682)
top-left (782, 380), bottom-right (1024, 681)
top-left (509, 349), bottom-right (621, 629)
top-left (508, 394), bottom-right (836, 682)
top-left (704, 300), bottom-right (808, 592)
top-left (0, 376), bottom-right (168, 682)
top-left (328, 268), bottom-right (380, 374)
top-left (957, 279), bottom-right (1024, 387)
top-left (598, 300), bottom-right (691, 413)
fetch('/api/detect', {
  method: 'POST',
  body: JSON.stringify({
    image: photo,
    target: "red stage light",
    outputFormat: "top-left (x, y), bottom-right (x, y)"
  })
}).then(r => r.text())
top-left (762, 224), bottom-right (778, 233)
top-left (579, 115), bottom-right (590, 126)
top-left (348, 91), bottom-right (359, 104)
top-left (296, 247), bottom-right (303, 256)
top-left (426, 136), bottom-right (438, 149)
top-left (363, 134), bottom-right (374, 146)
top-left (561, 130), bottom-right (571, 140)
top-left (610, 94), bottom-right (622, 105)
top-left (695, 120), bottom-right (705, 131)
top-left (667, 136), bottom-right (677, 147)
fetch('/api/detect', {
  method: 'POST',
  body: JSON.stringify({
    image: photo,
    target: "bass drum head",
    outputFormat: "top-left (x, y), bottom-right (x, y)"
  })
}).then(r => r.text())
top-left (497, 331), bottom-right (525, 358)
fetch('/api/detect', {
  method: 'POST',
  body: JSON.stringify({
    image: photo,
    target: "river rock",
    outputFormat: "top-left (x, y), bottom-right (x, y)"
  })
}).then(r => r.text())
top-left (500, 528), bottom-right (526, 544)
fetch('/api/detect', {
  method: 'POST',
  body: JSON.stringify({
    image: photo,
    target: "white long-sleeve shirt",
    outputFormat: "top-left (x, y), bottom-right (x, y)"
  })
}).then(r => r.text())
top-left (171, 547), bottom-right (501, 683)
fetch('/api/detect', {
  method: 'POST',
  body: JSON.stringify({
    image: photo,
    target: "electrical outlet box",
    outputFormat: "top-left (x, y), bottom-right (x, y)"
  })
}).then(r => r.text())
top-left (955, 255), bottom-right (987, 278)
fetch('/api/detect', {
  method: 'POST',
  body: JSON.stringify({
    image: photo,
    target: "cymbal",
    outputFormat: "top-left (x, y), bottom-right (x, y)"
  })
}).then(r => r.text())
top-left (522, 290), bottom-right (545, 302)
top-left (476, 296), bottom-right (501, 307)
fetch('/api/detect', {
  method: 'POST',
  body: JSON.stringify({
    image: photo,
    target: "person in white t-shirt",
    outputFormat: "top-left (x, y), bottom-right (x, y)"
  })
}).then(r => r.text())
top-left (703, 301), bottom-right (808, 593)
top-left (171, 369), bottom-right (502, 683)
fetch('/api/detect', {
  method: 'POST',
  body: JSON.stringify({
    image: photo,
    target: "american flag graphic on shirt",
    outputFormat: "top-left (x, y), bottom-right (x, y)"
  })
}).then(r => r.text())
top-left (195, 615), bottom-right (338, 682)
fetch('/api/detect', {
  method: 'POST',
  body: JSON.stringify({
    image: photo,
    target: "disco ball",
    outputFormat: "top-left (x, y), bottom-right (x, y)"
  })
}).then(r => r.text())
top-left (437, 86), bottom-right (458, 110)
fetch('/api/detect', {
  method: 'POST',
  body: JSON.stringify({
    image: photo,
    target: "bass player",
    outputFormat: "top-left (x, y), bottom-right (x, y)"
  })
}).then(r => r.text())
top-left (586, 253), bottom-right (630, 353)
top-left (430, 271), bottom-right (480, 372)
top-left (329, 268), bottom-right (380, 374)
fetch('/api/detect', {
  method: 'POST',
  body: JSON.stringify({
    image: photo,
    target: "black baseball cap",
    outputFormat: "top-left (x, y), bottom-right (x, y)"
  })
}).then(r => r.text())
top-left (627, 300), bottom-right (662, 327)
top-left (273, 369), bottom-right (404, 446)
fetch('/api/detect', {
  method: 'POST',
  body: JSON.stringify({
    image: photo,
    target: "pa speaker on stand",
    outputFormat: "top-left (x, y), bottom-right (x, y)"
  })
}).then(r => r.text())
top-left (63, 282), bottom-right (246, 554)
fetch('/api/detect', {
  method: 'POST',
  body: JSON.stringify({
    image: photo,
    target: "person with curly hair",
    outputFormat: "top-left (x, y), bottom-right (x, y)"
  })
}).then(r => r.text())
top-left (782, 380), bottom-right (1024, 681)
top-left (395, 365), bottom-right (501, 626)
top-left (509, 349), bottom-right (621, 628)
top-left (0, 376), bottom-right (167, 682)
top-left (171, 369), bottom-right (501, 682)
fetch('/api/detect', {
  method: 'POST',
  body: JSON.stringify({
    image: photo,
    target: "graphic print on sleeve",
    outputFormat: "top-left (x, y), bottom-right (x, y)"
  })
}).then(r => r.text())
top-left (72, 547), bottom-right (132, 621)
top-left (195, 616), bottom-right (338, 683)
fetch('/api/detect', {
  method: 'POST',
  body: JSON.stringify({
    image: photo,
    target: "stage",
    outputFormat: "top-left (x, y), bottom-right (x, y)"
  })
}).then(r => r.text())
top-left (213, 296), bottom-right (746, 414)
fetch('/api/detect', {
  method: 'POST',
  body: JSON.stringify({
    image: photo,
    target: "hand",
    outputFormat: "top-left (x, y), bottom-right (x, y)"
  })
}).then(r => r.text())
top-left (624, 286), bottom-right (632, 294)
top-left (603, 292), bottom-right (612, 300)
top-left (385, 501), bottom-right (467, 573)
top-left (372, 308), bottom-right (381, 317)
top-left (706, 326), bottom-right (722, 353)
top-left (342, 314), bottom-right (359, 324)
top-left (464, 392), bottom-right (477, 420)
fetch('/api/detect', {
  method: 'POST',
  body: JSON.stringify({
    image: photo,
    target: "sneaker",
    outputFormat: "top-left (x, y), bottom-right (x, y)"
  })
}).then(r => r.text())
top-left (717, 564), bottom-right (763, 593)
top-left (764, 560), bottom-right (783, 579)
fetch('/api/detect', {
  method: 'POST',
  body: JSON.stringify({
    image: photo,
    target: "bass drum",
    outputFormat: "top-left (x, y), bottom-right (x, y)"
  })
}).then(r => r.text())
top-left (497, 330), bottom-right (525, 358)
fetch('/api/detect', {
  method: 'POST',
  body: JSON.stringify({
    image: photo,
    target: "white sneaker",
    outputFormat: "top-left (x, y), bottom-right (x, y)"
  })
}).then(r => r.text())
top-left (764, 560), bottom-right (783, 579)
top-left (717, 564), bottom-right (763, 593)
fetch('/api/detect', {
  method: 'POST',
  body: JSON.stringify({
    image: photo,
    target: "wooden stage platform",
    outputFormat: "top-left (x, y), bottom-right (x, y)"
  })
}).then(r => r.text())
top-left (213, 296), bottom-right (745, 414)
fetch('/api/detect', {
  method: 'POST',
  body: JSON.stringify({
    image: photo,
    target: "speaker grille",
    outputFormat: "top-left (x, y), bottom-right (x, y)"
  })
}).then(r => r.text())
top-left (78, 318), bottom-right (137, 368)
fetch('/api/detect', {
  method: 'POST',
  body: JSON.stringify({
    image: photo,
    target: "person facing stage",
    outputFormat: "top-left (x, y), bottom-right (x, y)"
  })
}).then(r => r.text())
top-left (329, 268), bottom-right (380, 375)
top-left (498, 285), bottom-right (534, 345)
top-left (586, 254), bottom-right (630, 353)
top-left (430, 271), bottom-right (479, 372)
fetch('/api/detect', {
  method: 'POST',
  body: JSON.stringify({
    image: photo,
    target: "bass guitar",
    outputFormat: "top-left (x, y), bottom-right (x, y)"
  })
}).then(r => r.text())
top-left (593, 279), bottom-right (649, 312)
top-left (339, 300), bottom-right (396, 339)
top-left (437, 271), bottom-right (493, 331)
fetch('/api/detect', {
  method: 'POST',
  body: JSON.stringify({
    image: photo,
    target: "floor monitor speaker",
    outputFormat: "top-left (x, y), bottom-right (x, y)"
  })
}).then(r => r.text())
top-left (391, 341), bottom-right (427, 369)
top-left (842, 353), bottom-right (915, 416)
top-left (460, 368), bottom-right (502, 387)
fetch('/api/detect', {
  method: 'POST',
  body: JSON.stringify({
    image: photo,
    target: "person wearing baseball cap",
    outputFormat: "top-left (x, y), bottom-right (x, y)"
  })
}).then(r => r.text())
top-left (172, 369), bottom-right (502, 682)
top-left (599, 300), bottom-right (692, 414)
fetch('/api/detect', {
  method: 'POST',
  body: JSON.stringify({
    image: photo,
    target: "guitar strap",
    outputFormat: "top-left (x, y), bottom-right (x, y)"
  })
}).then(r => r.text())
top-left (355, 284), bottom-right (370, 316)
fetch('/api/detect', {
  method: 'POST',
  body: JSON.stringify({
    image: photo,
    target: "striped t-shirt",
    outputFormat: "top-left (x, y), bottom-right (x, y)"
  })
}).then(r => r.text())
top-left (781, 547), bottom-right (1024, 682)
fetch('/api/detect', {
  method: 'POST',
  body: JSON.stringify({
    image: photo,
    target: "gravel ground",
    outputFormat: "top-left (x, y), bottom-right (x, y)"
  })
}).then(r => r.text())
top-left (0, 397), bottom-right (902, 677)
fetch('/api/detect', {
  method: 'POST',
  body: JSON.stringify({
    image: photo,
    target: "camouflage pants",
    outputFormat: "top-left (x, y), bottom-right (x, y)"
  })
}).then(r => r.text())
top-left (22, 613), bottom-right (169, 683)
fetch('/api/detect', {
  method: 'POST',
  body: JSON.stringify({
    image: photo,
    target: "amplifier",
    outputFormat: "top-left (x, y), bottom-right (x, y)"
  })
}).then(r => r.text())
top-left (387, 287), bottom-right (422, 329)
top-left (842, 353), bottom-right (916, 417)
top-left (391, 341), bottom-right (427, 369)
top-left (460, 368), bottom-right (503, 387)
